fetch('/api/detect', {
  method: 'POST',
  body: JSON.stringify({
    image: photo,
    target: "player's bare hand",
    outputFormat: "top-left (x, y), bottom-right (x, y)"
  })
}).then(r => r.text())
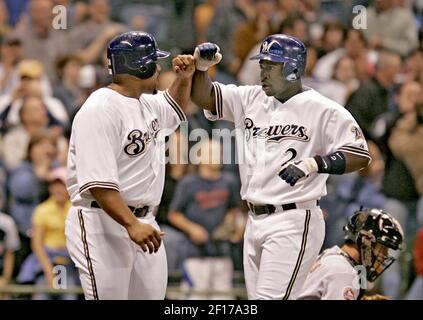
top-left (172, 55), bottom-right (195, 78)
top-left (126, 222), bottom-right (164, 254)
top-left (188, 224), bottom-right (209, 245)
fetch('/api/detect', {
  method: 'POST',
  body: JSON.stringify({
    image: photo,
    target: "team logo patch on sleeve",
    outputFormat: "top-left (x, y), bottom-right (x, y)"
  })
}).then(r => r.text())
top-left (350, 125), bottom-right (364, 141)
top-left (343, 286), bottom-right (356, 300)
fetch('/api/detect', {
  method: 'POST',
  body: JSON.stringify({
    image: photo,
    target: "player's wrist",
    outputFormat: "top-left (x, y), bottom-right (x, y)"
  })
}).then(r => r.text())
top-left (303, 157), bottom-right (319, 174)
top-left (313, 151), bottom-right (346, 175)
top-left (124, 217), bottom-right (140, 232)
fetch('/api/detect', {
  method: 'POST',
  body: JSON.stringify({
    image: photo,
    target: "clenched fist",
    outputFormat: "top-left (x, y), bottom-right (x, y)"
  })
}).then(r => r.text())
top-left (194, 42), bottom-right (222, 71)
top-left (172, 54), bottom-right (196, 78)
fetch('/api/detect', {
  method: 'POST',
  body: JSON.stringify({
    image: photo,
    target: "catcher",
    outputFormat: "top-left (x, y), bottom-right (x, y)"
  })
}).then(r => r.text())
top-left (298, 208), bottom-right (404, 300)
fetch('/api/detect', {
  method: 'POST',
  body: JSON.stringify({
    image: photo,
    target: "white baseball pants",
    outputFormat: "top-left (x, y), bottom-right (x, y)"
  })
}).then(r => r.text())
top-left (243, 204), bottom-right (325, 300)
top-left (65, 206), bottom-right (167, 300)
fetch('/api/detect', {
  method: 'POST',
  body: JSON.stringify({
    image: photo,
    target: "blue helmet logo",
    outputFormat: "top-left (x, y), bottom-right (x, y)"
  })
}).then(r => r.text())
top-left (251, 34), bottom-right (307, 81)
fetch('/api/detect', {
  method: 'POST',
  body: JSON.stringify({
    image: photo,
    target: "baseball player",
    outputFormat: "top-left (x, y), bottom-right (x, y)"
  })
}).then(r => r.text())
top-left (65, 31), bottom-right (195, 299)
top-left (298, 208), bottom-right (404, 300)
top-left (183, 34), bottom-right (372, 300)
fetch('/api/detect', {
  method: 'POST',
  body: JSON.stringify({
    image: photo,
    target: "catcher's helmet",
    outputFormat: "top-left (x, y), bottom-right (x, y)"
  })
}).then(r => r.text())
top-left (107, 31), bottom-right (170, 80)
top-left (343, 208), bottom-right (404, 282)
top-left (250, 34), bottom-right (307, 82)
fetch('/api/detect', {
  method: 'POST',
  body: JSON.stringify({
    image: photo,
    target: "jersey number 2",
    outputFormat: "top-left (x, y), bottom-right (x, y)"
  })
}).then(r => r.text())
top-left (281, 148), bottom-right (297, 167)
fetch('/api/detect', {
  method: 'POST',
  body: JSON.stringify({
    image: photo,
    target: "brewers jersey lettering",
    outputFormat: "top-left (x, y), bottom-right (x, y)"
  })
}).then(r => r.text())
top-left (204, 82), bottom-right (370, 300)
top-left (65, 87), bottom-right (185, 299)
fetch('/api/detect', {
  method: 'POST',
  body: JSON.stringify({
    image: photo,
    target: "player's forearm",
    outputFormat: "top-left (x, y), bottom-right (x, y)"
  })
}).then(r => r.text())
top-left (90, 187), bottom-right (138, 229)
top-left (191, 70), bottom-right (216, 112)
top-left (2, 251), bottom-right (15, 281)
top-left (343, 152), bottom-right (371, 173)
top-left (168, 76), bottom-right (192, 112)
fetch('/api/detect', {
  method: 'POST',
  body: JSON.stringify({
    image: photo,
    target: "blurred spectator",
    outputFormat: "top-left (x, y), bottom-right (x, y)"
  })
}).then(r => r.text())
top-left (194, 0), bottom-right (220, 44)
top-left (278, 15), bottom-right (309, 44)
top-left (321, 141), bottom-right (386, 248)
top-left (0, 160), bottom-right (6, 211)
top-left (231, 0), bottom-right (275, 75)
top-left (17, 167), bottom-right (78, 299)
top-left (206, 0), bottom-right (251, 75)
top-left (156, 130), bottom-right (190, 227)
top-left (0, 59), bottom-right (68, 133)
top-left (404, 227), bottom-right (423, 300)
top-left (273, 0), bottom-right (304, 29)
top-left (315, 21), bottom-right (345, 59)
top-left (16, 0), bottom-right (69, 82)
top-left (313, 29), bottom-right (374, 82)
top-left (7, 130), bottom-right (58, 274)
top-left (1, 96), bottom-right (49, 170)
top-left (68, 0), bottom-right (126, 55)
top-left (318, 56), bottom-right (359, 106)
top-left (370, 80), bottom-right (421, 299)
top-left (301, 0), bottom-right (340, 39)
top-left (371, 81), bottom-right (421, 233)
top-left (403, 48), bottom-right (423, 83)
top-left (346, 50), bottom-right (402, 137)
top-left (0, 36), bottom-right (22, 95)
top-left (0, 0), bottom-right (11, 38)
top-left (389, 96), bottom-right (423, 220)
top-left (363, 0), bottom-right (418, 57)
top-left (4, 0), bottom-right (28, 28)
top-left (165, 0), bottom-right (197, 53)
top-left (53, 55), bottom-right (85, 119)
top-left (51, 0), bottom-right (87, 29)
top-left (164, 139), bottom-right (244, 298)
top-left (0, 207), bottom-right (20, 293)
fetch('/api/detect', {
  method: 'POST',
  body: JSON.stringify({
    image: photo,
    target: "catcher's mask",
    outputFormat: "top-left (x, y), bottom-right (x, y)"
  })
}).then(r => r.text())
top-left (343, 208), bottom-right (404, 282)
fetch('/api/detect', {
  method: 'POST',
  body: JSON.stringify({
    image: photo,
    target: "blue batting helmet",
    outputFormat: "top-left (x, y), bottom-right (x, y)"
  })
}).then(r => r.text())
top-left (250, 34), bottom-right (307, 81)
top-left (107, 31), bottom-right (170, 80)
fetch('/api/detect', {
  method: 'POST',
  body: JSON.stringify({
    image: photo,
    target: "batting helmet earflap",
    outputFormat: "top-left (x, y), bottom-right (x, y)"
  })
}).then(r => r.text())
top-left (107, 31), bottom-right (170, 80)
top-left (250, 34), bottom-right (307, 82)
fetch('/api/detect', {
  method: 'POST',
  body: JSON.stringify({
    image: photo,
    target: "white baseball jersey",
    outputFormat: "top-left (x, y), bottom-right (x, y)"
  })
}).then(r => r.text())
top-left (67, 87), bottom-right (186, 208)
top-left (204, 83), bottom-right (370, 205)
top-left (65, 87), bottom-right (185, 300)
top-left (298, 245), bottom-right (360, 300)
top-left (204, 82), bottom-right (369, 300)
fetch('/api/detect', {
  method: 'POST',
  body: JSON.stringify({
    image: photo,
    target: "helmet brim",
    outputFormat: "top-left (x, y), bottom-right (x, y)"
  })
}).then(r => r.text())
top-left (249, 53), bottom-right (289, 63)
top-left (156, 49), bottom-right (171, 59)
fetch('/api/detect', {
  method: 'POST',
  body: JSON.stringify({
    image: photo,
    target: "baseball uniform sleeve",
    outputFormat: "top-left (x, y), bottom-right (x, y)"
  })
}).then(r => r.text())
top-left (73, 102), bottom-right (121, 198)
top-left (204, 82), bottom-right (257, 123)
top-left (322, 272), bottom-right (360, 300)
top-left (325, 107), bottom-right (371, 160)
top-left (147, 90), bottom-right (187, 132)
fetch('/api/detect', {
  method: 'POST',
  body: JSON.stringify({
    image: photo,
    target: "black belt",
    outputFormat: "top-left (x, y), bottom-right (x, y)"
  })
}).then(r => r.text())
top-left (90, 201), bottom-right (150, 218)
top-left (247, 200), bottom-right (320, 215)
